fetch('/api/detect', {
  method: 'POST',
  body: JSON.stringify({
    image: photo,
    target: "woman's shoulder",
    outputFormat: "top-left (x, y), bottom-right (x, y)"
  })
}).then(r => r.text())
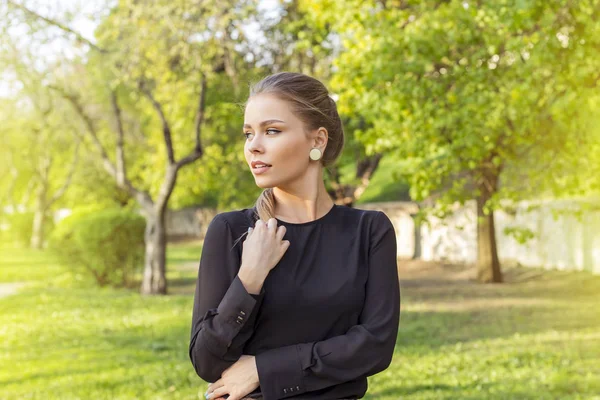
top-left (205, 208), bottom-right (256, 249)
top-left (337, 207), bottom-right (395, 242)
top-left (212, 207), bottom-right (257, 233)
top-left (335, 204), bottom-right (389, 225)
top-left (212, 205), bottom-right (389, 233)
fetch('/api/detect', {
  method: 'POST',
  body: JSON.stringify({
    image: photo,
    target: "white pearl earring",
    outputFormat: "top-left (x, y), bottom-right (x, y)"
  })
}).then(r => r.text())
top-left (309, 148), bottom-right (322, 161)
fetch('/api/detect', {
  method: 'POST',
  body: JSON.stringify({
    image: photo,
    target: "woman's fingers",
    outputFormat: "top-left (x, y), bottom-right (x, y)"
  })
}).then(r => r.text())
top-left (207, 380), bottom-right (224, 391)
top-left (276, 225), bottom-right (286, 241)
top-left (266, 217), bottom-right (277, 233)
top-left (210, 385), bottom-right (229, 399)
top-left (206, 380), bottom-right (224, 398)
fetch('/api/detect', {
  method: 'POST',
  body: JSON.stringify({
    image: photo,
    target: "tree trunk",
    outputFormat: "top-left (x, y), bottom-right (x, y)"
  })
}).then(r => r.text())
top-left (412, 214), bottom-right (422, 259)
top-left (475, 185), bottom-right (503, 283)
top-left (326, 153), bottom-right (383, 206)
top-left (30, 184), bottom-right (47, 249)
top-left (141, 210), bottom-right (168, 295)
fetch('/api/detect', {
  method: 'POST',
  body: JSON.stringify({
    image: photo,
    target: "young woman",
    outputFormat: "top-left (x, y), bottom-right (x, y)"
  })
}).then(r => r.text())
top-left (189, 72), bottom-right (400, 400)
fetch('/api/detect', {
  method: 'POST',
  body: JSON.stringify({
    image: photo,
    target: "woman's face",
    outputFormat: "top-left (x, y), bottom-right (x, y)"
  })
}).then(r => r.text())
top-left (243, 93), bottom-right (316, 189)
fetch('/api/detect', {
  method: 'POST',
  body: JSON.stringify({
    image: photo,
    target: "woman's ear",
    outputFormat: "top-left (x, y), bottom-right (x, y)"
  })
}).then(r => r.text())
top-left (313, 127), bottom-right (328, 148)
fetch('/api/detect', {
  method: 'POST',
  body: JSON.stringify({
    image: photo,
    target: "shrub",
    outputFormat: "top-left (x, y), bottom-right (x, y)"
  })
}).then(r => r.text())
top-left (48, 208), bottom-right (146, 288)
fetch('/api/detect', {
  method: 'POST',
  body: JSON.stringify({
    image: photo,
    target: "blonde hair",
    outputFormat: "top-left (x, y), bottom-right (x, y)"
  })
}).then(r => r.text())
top-left (245, 72), bottom-right (345, 223)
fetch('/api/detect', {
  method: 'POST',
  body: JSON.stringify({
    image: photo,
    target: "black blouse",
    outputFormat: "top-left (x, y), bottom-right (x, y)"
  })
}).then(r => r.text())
top-left (189, 204), bottom-right (400, 400)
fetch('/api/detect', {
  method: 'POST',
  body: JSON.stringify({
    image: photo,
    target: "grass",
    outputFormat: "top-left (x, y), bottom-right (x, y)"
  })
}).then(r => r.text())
top-left (370, 261), bottom-right (600, 399)
top-left (1, 242), bottom-right (599, 399)
top-left (0, 241), bottom-right (203, 400)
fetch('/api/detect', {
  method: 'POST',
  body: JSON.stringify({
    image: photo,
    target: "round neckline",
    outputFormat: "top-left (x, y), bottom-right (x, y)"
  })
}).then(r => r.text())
top-left (274, 204), bottom-right (338, 226)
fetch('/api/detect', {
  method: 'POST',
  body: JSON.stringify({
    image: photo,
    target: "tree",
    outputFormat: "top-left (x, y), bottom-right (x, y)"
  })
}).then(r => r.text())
top-left (0, 37), bottom-right (81, 249)
top-left (317, 0), bottom-right (600, 282)
top-left (4, 0), bottom-right (260, 294)
top-left (255, 0), bottom-right (389, 206)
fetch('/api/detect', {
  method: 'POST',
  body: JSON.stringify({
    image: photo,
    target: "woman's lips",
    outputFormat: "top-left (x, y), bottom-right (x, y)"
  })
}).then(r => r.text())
top-left (252, 165), bottom-right (271, 175)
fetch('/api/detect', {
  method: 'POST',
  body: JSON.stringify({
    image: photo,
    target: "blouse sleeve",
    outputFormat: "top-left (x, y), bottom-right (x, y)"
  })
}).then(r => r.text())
top-left (254, 211), bottom-right (400, 400)
top-left (189, 214), bottom-right (266, 383)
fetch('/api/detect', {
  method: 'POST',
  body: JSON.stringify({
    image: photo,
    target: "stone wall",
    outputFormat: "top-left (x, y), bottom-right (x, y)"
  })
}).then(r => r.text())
top-left (165, 206), bottom-right (216, 240)
top-left (416, 199), bottom-right (600, 275)
top-left (353, 201), bottom-right (418, 260)
top-left (164, 199), bottom-right (600, 275)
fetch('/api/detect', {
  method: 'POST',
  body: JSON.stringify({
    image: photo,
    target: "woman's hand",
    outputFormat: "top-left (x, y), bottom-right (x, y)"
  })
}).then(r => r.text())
top-left (239, 218), bottom-right (289, 293)
top-left (205, 355), bottom-right (259, 400)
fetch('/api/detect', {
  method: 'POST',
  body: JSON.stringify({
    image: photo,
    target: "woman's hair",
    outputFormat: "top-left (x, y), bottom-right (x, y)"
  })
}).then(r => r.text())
top-left (245, 72), bottom-right (345, 224)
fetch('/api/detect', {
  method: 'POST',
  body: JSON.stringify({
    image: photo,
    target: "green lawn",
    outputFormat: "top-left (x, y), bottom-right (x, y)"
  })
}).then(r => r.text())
top-left (1, 242), bottom-right (599, 399)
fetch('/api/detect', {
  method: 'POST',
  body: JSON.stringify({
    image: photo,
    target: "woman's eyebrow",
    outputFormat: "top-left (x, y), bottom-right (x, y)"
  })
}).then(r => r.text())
top-left (243, 119), bottom-right (285, 129)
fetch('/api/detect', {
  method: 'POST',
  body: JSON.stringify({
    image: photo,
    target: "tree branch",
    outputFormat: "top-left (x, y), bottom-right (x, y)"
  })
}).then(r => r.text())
top-left (110, 90), bottom-right (128, 187)
top-left (139, 81), bottom-right (176, 165)
top-left (21, 178), bottom-right (36, 207)
top-left (177, 73), bottom-right (206, 168)
top-left (49, 85), bottom-right (118, 175)
top-left (6, 0), bottom-right (108, 53)
top-left (49, 84), bottom-right (152, 205)
top-left (353, 153), bottom-right (383, 199)
top-left (47, 135), bottom-right (81, 208)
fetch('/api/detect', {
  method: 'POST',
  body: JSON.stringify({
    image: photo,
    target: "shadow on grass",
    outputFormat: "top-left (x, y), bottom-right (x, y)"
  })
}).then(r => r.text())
top-left (395, 262), bottom-right (600, 349)
top-left (375, 382), bottom-right (475, 398)
top-left (375, 382), bottom-right (555, 400)
top-left (167, 259), bottom-right (600, 349)
top-left (166, 277), bottom-right (197, 296)
top-left (3, 243), bottom-right (599, 400)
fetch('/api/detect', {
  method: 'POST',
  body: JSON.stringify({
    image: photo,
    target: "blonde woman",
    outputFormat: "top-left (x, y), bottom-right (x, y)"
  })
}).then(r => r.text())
top-left (189, 72), bottom-right (400, 400)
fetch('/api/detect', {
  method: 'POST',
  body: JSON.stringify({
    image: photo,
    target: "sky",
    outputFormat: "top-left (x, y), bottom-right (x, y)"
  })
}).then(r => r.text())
top-left (0, 0), bottom-right (281, 98)
top-left (1, 0), bottom-right (108, 97)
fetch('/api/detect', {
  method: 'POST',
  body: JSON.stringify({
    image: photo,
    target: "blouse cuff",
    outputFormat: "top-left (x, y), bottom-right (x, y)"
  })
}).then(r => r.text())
top-left (255, 344), bottom-right (308, 399)
top-left (204, 275), bottom-right (265, 356)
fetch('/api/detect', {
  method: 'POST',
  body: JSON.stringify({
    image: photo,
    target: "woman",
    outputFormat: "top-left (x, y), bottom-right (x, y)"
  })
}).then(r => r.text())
top-left (189, 72), bottom-right (400, 400)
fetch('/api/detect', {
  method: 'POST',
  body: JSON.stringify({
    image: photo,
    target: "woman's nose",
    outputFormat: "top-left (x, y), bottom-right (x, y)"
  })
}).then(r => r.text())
top-left (248, 137), bottom-right (264, 152)
top-left (248, 143), bottom-right (261, 153)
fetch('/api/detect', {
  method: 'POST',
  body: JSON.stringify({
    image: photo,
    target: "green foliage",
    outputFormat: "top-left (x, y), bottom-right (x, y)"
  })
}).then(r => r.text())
top-left (5, 211), bottom-right (55, 247)
top-left (175, 143), bottom-right (263, 211)
top-left (6, 212), bottom-right (35, 247)
top-left (82, 1), bottom-right (267, 210)
top-left (320, 0), bottom-right (600, 211)
top-left (503, 225), bottom-right (536, 245)
top-left (353, 155), bottom-right (412, 204)
top-left (60, 161), bottom-right (137, 210)
top-left (48, 208), bottom-right (146, 288)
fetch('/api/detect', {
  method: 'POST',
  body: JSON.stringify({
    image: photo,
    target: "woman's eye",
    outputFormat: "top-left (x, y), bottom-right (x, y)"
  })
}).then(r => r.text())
top-left (243, 129), bottom-right (280, 139)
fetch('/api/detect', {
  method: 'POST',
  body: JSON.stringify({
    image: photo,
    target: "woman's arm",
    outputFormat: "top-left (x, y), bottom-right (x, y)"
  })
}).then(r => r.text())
top-left (254, 212), bottom-right (400, 400)
top-left (189, 214), bottom-right (265, 383)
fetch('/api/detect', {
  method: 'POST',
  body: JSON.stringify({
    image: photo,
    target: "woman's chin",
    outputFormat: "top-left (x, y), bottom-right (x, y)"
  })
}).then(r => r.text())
top-left (254, 179), bottom-right (272, 189)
